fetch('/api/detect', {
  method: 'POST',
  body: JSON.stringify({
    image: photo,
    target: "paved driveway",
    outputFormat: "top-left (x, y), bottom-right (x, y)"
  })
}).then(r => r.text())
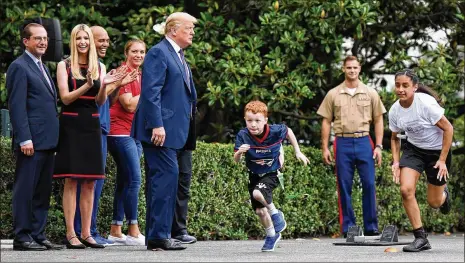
top-left (1, 233), bottom-right (463, 262)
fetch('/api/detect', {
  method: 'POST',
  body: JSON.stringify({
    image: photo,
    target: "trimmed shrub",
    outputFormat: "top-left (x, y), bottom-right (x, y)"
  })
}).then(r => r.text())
top-left (0, 137), bottom-right (463, 241)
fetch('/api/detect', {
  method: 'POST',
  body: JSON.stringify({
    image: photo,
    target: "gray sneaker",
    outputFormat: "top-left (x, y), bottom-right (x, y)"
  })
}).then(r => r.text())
top-left (107, 234), bottom-right (127, 246)
top-left (93, 235), bottom-right (115, 247)
top-left (173, 234), bottom-right (197, 244)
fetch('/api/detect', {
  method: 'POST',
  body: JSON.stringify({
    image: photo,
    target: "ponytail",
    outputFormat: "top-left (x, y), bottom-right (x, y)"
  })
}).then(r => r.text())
top-left (416, 83), bottom-right (443, 106)
top-left (395, 70), bottom-right (443, 106)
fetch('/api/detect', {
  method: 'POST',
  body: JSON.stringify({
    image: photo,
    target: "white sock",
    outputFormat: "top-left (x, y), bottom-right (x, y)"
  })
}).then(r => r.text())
top-left (267, 203), bottom-right (278, 215)
top-left (265, 226), bottom-right (276, 237)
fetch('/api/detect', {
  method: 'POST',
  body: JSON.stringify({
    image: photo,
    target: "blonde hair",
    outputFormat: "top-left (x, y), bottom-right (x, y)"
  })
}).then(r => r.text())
top-left (69, 24), bottom-right (99, 80)
top-left (164, 12), bottom-right (197, 35)
top-left (343, 55), bottom-right (360, 66)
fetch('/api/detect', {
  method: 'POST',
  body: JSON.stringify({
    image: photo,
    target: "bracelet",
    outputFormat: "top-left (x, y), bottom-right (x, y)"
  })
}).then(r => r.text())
top-left (392, 162), bottom-right (399, 167)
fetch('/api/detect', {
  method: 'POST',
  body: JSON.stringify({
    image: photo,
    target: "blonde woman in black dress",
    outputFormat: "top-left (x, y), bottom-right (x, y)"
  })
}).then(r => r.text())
top-left (54, 24), bottom-right (124, 249)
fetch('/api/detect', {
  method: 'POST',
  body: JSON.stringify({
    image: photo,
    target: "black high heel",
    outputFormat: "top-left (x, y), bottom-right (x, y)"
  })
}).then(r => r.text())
top-left (79, 236), bottom-right (105, 248)
top-left (65, 236), bottom-right (86, 249)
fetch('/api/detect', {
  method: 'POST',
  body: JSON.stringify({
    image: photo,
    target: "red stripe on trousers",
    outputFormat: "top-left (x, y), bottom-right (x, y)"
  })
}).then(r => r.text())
top-left (333, 139), bottom-right (344, 234)
top-left (368, 136), bottom-right (377, 205)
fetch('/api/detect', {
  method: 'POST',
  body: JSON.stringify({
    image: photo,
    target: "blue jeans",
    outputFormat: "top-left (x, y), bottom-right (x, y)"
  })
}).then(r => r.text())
top-left (107, 136), bottom-right (142, 225)
top-left (74, 133), bottom-right (106, 236)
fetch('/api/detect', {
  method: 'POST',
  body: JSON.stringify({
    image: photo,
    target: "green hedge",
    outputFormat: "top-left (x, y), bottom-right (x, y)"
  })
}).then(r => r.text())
top-left (0, 137), bottom-right (463, 242)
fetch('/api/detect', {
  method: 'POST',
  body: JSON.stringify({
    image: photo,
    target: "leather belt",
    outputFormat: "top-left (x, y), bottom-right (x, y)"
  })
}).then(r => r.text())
top-left (335, 131), bottom-right (369, 138)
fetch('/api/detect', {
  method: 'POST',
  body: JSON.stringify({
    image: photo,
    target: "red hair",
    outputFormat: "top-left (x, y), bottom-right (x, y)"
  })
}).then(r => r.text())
top-left (244, 100), bottom-right (268, 117)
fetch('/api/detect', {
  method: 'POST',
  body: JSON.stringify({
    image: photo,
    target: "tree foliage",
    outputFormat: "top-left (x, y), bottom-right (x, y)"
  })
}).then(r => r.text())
top-left (0, 0), bottom-right (463, 146)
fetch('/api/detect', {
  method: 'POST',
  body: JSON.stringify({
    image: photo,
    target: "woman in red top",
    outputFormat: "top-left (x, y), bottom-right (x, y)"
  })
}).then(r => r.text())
top-left (106, 40), bottom-right (146, 246)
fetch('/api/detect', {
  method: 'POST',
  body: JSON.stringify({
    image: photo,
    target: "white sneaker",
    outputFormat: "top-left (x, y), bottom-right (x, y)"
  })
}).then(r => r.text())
top-left (125, 234), bottom-right (145, 246)
top-left (108, 234), bottom-right (127, 245)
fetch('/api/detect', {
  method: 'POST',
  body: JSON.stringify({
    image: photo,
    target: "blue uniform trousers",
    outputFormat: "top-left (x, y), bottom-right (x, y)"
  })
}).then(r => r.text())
top-left (334, 136), bottom-right (378, 234)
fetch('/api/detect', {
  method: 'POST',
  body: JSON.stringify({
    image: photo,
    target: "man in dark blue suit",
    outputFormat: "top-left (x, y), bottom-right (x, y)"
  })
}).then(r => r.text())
top-left (6, 23), bottom-right (64, 251)
top-left (131, 12), bottom-right (197, 251)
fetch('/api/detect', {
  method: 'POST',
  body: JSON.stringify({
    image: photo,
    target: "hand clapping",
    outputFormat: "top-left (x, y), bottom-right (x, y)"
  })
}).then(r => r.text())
top-left (120, 69), bottom-right (139, 86)
top-left (86, 70), bottom-right (94, 87)
top-left (104, 65), bottom-right (129, 85)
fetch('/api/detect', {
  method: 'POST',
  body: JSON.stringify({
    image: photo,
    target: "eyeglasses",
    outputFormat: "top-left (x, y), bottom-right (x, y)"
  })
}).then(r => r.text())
top-left (30, 36), bottom-right (49, 43)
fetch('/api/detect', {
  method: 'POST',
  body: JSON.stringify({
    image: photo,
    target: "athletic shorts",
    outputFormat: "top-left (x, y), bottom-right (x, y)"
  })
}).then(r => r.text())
top-left (400, 141), bottom-right (451, 186)
top-left (248, 171), bottom-right (279, 210)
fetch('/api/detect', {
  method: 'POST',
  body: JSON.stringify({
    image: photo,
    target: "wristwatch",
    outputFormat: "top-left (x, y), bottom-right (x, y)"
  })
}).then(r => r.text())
top-left (375, 144), bottom-right (383, 150)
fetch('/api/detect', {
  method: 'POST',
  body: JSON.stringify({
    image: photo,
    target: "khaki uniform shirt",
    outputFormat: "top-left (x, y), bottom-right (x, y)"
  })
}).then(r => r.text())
top-left (317, 81), bottom-right (386, 134)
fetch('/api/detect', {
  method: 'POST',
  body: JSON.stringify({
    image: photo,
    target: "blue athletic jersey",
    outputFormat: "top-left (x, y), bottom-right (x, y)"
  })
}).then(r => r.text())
top-left (98, 99), bottom-right (110, 135)
top-left (234, 124), bottom-right (288, 174)
top-left (98, 58), bottom-right (110, 135)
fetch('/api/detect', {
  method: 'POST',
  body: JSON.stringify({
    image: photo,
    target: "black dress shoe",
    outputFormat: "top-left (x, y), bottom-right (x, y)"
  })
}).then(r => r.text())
top-left (37, 239), bottom-right (65, 250)
top-left (364, 230), bottom-right (380, 236)
top-left (173, 234), bottom-right (197, 244)
top-left (13, 240), bottom-right (47, 251)
top-left (147, 239), bottom-right (186, 250)
top-left (79, 236), bottom-right (105, 249)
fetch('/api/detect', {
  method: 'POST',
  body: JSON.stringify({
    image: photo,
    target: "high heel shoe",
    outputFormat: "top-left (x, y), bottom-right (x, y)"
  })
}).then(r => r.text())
top-left (79, 236), bottom-right (105, 249)
top-left (65, 236), bottom-right (86, 249)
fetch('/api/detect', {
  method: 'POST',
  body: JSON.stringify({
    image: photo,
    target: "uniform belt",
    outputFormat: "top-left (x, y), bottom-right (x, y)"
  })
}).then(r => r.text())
top-left (335, 131), bottom-right (369, 138)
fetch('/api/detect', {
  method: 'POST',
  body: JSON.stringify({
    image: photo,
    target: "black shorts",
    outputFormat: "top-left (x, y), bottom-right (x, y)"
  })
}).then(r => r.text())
top-left (248, 171), bottom-right (279, 210)
top-left (400, 141), bottom-right (451, 186)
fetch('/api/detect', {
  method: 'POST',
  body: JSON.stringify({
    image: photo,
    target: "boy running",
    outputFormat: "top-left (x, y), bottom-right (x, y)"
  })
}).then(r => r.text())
top-left (234, 100), bottom-right (309, 252)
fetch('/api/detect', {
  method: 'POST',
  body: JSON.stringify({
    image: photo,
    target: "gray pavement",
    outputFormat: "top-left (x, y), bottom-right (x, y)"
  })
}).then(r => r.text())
top-left (1, 234), bottom-right (463, 262)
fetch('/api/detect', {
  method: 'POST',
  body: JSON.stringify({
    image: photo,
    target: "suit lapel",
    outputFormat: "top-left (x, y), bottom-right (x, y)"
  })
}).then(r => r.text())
top-left (42, 63), bottom-right (56, 98)
top-left (24, 54), bottom-right (55, 98)
top-left (163, 39), bottom-right (191, 94)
